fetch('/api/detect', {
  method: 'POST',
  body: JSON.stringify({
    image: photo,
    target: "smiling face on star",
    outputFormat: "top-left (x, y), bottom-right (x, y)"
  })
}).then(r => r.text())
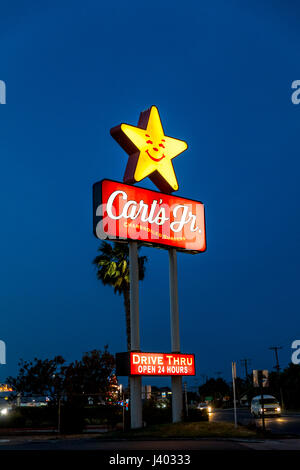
top-left (112, 105), bottom-right (188, 192)
top-left (144, 133), bottom-right (166, 162)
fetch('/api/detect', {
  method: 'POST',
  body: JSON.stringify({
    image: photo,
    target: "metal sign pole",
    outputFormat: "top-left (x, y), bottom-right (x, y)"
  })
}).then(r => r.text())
top-left (169, 248), bottom-right (183, 422)
top-left (232, 361), bottom-right (237, 428)
top-left (122, 392), bottom-right (125, 432)
top-left (129, 241), bottom-right (142, 429)
top-left (259, 378), bottom-right (266, 433)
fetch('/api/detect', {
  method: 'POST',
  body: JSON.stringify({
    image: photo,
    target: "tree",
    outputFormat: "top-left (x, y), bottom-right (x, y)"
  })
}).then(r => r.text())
top-left (198, 378), bottom-right (230, 407)
top-left (6, 356), bottom-right (65, 400)
top-left (63, 347), bottom-right (116, 403)
top-left (93, 241), bottom-right (147, 351)
top-left (272, 363), bottom-right (300, 410)
top-left (6, 348), bottom-right (116, 405)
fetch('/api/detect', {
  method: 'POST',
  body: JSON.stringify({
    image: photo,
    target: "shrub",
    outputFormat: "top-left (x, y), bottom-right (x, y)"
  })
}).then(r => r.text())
top-left (0, 406), bottom-right (57, 428)
top-left (60, 404), bottom-right (85, 434)
top-left (143, 400), bottom-right (172, 425)
top-left (84, 404), bottom-right (123, 427)
top-left (184, 408), bottom-right (209, 422)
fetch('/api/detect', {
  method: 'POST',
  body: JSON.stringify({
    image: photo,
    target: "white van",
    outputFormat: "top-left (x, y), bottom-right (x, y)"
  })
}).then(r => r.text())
top-left (251, 395), bottom-right (281, 417)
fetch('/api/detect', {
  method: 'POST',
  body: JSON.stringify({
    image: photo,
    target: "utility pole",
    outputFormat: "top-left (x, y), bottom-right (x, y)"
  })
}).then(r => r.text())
top-left (269, 346), bottom-right (284, 410)
top-left (269, 346), bottom-right (282, 372)
top-left (200, 374), bottom-right (207, 384)
top-left (240, 358), bottom-right (251, 378)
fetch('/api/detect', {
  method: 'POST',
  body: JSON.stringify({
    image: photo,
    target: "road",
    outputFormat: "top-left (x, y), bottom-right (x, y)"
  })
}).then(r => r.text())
top-left (0, 435), bottom-right (300, 451)
top-left (0, 437), bottom-right (246, 450)
top-left (210, 408), bottom-right (300, 435)
top-left (0, 408), bottom-right (299, 451)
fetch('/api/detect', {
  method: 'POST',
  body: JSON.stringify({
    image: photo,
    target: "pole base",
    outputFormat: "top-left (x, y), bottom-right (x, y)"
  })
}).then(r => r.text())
top-left (171, 376), bottom-right (183, 423)
top-left (130, 376), bottom-right (143, 429)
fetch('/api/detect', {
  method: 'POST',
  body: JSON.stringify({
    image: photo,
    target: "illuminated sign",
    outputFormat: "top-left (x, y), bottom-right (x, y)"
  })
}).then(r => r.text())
top-left (93, 179), bottom-right (206, 253)
top-left (116, 352), bottom-right (195, 376)
top-left (110, 106), bottom-right (187, 193)
top-left (0, 384), bottom-right (13, 392)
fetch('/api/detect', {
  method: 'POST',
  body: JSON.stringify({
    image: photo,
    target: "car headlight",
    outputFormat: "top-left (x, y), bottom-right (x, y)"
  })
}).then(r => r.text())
top-left (0, 408), bottom-right (8, 416)
top-left (208, 407), bottom-right (212, 413)
top-left (276, 407), bottom-right (281, 412)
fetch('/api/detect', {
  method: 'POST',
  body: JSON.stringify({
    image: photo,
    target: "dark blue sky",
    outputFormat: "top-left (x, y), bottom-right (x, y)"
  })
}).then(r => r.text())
top-left (1, 0), bottom-right (299, 387)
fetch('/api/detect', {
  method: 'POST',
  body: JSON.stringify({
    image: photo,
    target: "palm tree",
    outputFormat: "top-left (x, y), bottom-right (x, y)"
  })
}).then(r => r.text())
top-left (93, 241), bottom-right (147, 351)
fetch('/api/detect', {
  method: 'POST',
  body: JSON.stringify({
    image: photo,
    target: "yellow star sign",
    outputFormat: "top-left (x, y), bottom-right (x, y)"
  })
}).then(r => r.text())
top-left (110, 106), bottom-right (188, 193)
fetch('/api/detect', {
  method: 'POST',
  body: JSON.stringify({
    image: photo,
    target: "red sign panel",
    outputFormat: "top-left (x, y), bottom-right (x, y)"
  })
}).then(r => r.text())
top-left (130, 352), bottom-right (195, 376)
top-left (93, 179), bottom-right (206, 253)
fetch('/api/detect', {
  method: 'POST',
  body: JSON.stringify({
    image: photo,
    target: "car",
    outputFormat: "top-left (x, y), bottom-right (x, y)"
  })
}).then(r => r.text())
top-left (251, 395), bottom-right (281, 417)
top-left (197, 402), bottom-right (213, 413)
top-left (0, 393), bottom-right (14, 417)
top-left (0, 405), bottom-right (12, 417)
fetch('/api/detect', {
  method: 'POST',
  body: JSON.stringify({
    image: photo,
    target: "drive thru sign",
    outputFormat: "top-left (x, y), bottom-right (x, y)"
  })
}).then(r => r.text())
top-left (116, 352), bottom-right (195, 376)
